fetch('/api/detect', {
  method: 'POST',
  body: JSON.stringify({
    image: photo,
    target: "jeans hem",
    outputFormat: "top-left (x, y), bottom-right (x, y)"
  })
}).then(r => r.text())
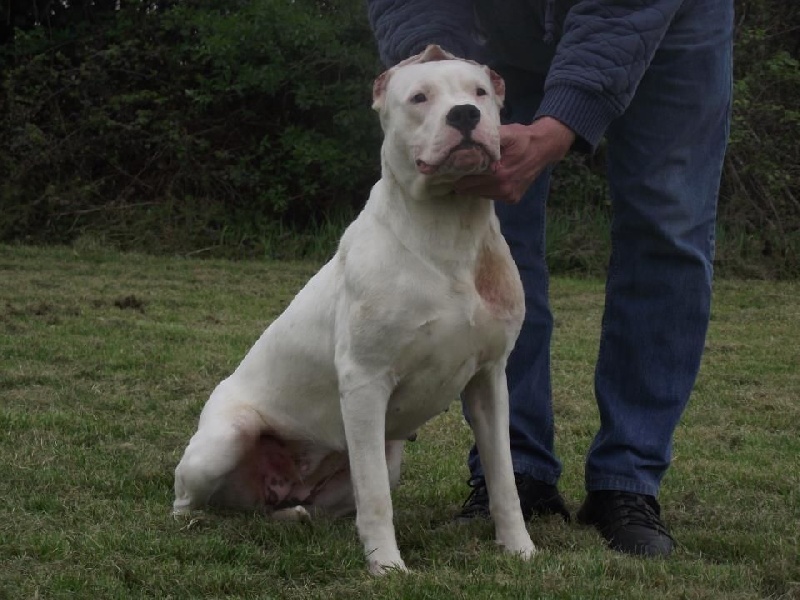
top-left (585, 476), bottom-right (659, 498)
top-left (471, 460), bottom-right (561, 487)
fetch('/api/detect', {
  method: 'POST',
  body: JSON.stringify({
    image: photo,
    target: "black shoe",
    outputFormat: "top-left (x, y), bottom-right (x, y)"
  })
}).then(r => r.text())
top-left (456, 478), bottom-right (492, 521)
top-left (456, 474), bottom-right (571, 522)
top-left (577, 491), bottom-right (675, 557)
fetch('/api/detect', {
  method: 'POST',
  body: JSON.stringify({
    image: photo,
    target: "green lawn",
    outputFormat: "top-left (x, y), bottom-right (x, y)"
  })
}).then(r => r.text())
top-left (1, 244), bottom-right (798, 599)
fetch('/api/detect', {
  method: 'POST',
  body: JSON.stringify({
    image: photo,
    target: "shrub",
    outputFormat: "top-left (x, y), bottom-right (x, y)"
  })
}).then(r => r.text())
top-left (0, 0), bottom-right (798, 273)
top-left (0, 0), bottom-right (382, 256)
top-left (718, 0), bottom-right (800, 276)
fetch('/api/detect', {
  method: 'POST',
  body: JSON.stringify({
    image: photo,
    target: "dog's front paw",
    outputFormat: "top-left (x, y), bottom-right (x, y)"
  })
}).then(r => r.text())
top-left (497, 534), bottom-right (537, 560)
top-left (508, 540), bottom-right (537, 560)
top-left (368, 558), bottom-right (408, 576)
top-left (366, 548), bottom-right (408, 576)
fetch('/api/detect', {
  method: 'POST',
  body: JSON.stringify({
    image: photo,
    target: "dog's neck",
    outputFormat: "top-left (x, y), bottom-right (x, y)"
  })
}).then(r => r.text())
top-left (368, 156), bottom-right (498, 267)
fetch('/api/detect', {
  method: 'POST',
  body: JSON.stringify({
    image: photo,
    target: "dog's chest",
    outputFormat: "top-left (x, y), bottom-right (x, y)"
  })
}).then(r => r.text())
top-left (384, 250), bottom-right (523, 437)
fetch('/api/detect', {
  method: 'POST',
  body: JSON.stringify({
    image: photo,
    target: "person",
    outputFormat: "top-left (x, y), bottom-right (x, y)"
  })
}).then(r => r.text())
top-left (366, 0), bottom-right (733, 557)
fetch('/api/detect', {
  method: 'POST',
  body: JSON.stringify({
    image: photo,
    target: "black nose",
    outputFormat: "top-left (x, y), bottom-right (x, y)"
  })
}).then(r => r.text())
top-left (445, 104), bottom-right (481, 135)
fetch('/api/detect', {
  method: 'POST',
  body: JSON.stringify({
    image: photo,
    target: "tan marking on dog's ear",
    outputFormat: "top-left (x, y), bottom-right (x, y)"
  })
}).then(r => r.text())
top-left (488, 68), bottom-right (505, 99)
top-left (487, 68), bottom-right (506, 107)
top-left (372, 70), bottom-right (390, 111)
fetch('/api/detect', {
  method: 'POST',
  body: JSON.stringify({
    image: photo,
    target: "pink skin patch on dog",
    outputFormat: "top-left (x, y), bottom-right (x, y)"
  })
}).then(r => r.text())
top-left (236, 433), bottom-right (349, 510)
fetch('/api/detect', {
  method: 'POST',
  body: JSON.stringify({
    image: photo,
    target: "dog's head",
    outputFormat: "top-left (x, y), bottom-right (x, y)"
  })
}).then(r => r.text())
top-left (372, 45), bottom-right (505, 182)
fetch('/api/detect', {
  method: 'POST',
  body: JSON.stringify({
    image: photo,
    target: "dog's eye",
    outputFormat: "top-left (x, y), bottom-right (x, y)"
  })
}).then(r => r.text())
top-left (410, 92), bottom-right (427, 104)
top-left (476, 87), bottom-right (488, 97)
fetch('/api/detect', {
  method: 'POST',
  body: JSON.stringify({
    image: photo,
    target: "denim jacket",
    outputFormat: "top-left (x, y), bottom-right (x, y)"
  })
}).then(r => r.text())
top-left (366, 0), bottom-right (687, 149)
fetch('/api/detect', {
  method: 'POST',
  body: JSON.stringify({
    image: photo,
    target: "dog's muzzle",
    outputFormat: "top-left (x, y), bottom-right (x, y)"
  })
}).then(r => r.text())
top-left (416, 140), bottom-right (494, 175)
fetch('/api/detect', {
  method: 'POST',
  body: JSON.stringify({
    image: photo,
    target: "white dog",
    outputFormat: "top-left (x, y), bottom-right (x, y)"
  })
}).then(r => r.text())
top-left (173, 44), bottom-right (535, 575)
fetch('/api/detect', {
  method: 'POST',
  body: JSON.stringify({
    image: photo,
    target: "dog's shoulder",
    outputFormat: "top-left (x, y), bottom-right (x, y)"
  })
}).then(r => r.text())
top-left (336, 208), bottom-right (417, 288)
top-left (474, 224), bottom-right (525, 321)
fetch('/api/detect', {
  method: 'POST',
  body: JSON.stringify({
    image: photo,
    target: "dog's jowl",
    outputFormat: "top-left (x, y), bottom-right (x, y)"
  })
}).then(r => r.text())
top-left (173, 44), bottom-right (535, 575)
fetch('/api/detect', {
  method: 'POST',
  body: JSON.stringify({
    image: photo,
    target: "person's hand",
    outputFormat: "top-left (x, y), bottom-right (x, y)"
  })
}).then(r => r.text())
top-left (455, 116), bottom-right (576, 204)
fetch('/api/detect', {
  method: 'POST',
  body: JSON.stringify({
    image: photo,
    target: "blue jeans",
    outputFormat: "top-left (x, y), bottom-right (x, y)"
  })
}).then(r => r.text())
top-left (467, 0), bottom-right (733, 497)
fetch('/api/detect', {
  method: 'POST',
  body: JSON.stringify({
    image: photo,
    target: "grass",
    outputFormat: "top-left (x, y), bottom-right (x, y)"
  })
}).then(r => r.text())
top-left (64, 200), bottom-right (800, 280)
top-left (1, 243), bottom-right (798, 599)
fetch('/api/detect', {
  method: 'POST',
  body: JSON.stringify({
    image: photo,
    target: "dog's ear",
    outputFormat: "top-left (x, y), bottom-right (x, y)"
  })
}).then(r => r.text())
top-left (372, 70), bottom-right (390, 111)
top-left (487, 68), bottom-right (506, 107)
top-left (395, 44), bottom-right (458, 69)
top-left (417, 44), bottom-right (458, 63)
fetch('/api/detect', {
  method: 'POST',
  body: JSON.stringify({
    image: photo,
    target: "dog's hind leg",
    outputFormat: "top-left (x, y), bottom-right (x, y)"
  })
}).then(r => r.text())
top-left (463, 364), bottom-right (536, 559)
top-left (173, 405), bottom-right (258, 515)
top-left (386, 439), bottom-right (405, 490)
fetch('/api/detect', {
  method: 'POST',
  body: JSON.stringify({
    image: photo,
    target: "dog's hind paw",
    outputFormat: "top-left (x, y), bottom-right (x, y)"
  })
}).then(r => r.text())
top-left (272, 505), bottom-right (311, 522)
top-left (171, 505), bottom-right (193, 518)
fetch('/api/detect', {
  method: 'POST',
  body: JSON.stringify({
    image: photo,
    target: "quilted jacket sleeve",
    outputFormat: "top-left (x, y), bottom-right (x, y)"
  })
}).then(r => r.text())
top-left (536, 0), bottom-right (685, 149)
top-left (366, 0), bottom-right (484, 67)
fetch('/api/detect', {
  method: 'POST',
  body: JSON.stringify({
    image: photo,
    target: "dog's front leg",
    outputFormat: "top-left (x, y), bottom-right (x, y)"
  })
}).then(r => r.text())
top-left (339, 374), bottom-right (406, 575)
top-left (463, 364), bottom-right (536, 559)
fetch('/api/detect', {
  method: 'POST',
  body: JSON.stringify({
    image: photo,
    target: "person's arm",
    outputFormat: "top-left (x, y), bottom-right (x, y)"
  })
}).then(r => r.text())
top-left (536, 0), bottom-right (686, 150)
top-left (456, 0), bottom-right (687, 203)
top-left (366, 0), bottom-right (484, 67)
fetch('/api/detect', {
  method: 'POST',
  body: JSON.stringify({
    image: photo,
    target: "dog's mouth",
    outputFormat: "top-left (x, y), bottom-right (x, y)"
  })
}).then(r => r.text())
top-left (416, 140), bottom-right (494, 176)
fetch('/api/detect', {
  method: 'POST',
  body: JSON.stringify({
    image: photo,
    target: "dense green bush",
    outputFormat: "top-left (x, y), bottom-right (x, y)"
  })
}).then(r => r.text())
top-left (0, 0), bottom-right (382, 255)
top-left (720, 0), bottom-right (800, 276)
top-left (1, 0), bottom-right (798, 273)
